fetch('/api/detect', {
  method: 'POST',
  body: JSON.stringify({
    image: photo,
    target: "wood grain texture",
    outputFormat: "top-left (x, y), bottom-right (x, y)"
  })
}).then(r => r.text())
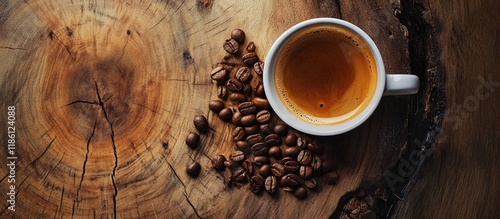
top-left (0, 0), bottom-right (422, 218)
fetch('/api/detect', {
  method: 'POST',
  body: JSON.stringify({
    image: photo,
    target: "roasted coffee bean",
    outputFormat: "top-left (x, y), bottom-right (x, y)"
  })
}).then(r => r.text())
top-left (238, 102), bottom-right (257, 115)
top-left (252, 156), bottom-right (269, 166)
top-left (265, 134), bottom-right (281, 146)
top-left (209, 100), bottom-right (225, 113)
top-left (254, 61), bottom-right (264, 76)
top-left (242, 160), bottom-right (253, 175)
top-left (265, 176), bottom-right (278, 194)
top-left (218, 107), bottom-right (233, 122)
top-left (229, 92), bottom-right (247, 102)
top-left (297, 150), bottom-right (313, 165)
top-left (233, 167), bottom-right (247, 183)
top-left (250, 175), bottom-right (265, 194)
top-left (297, 137), bottom-right (308, 149)
top-left (242, 52), bottom-right (258, 65)
top-left (186, 161), bottom-right (201, 177)
top-left (244, 125), bottom-right (260, 135)
top-left (273, 124), bottom-right (288, 136)
top-left (242, 83), bottom-right (253, 96)
top-left (231, 28), bottom-right (245, 43)
top-left (311, 156), bottom-right (323, 173)
top-left (255, 82), bottom-right (266, 98)
top-left (223, 168), bottom-right (232, 185)
top-left (259, 123), bottom-right (275, 136)
top-left (193, 115), bottom-right (209, 133)
top-left (293, 187), bottom-right (307, 199)
top-left (282, 186), bottom-right (295, 192)
top-left (259, 164), bottom-right (271, 177)
top-left (212, 155), bottom-right (226, 171)
top-left (282, 173), bottom-right (304, 187)
top-left (284, 146), bottom-right (300, 158)
top-left (299, 165), bottom-right (313, 179)
top-left (223, 38), bottom-right (239, 54)
top-left (232, 126), bottom-right (245, 141)
top-left (246, 41), bottom-right (256, 52)
top-left (304, 178), bottom-right (318, 190)
top-left (227, 78), bottom-right (243, 92)
top-left (268, 146), bottom-right (283, 159)
top-left (235, 67), bottom-right (252, 82)
top-left (307, 143), bottom-right (323, 154)
top-left (325, 172), bottom-right (339, 185)
top-left (285, 133), bottom-right (298, 146)
top-left (231, 111), bottom-right (243, 126)
top-left (251, 97), bottom-right (270, 109)
top-left (283, 160), bottom-right (300, 173)
top-left (230, 151), bottom-right (245, 162)
top-left (217, 85), bottom-right (227, 98)
top-left (236, 140), bottom-right (250, 151)
top-left (256, 110), bottom-right (271, 123)
top-left (185, 132), bottom-right (200, 149)
top-left (241, 114), bottom-right (257, 126)
top-left (271, 163), bottom-right (286, 177)
top-left (246, 134), bottom-right (263, 146)
top-left (210, 66), bottom-right (227, 81)
top-left (280, 157), bottom-right (293, 165)
top-left (251, 142), bottom-right (268, 156)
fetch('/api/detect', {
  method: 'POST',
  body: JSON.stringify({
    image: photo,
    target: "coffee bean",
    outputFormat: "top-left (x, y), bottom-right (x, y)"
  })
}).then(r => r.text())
top-left (283, 160), bottom-right (300, 173)
top-left (231, 111), bottom-right (243, 126)
top-left (209, 100), bottom-right (225, 113)
top-left (251, 142), bottom-right (268, 156)
top-left (273, 124), bottom-right (288, 136)
top-left (293, 187), bottom-right (307, 199)
top-left (285, 133), bottom-right (298, 146)
top-left (304, 178), bottom-right (318, 190)
top-left (246, 134), bottom-right (263, 146)
top-left (185, 132), bottom-right (200, 149)
top-left (250, 175), bottom-right (264, 194)
top-left (297, 150), bottom-right (313, 165)
top-left (224, 160), bottom-right (236, 168)
top-left (325, 172), bottom-right (339, 185)
top-left (210, 66), bottom-right (227, 81)
top-left (229, 92), bottom-right (247, 102)
top-left (259, 123), bottom-right (275, 136)
top-left (211, 155), bottom-right (226, 171)
top-left (236, 140), bottom-right (250, 151)
top-left (311, 156), bottom-right (323, 173)
top-left (232, 126), bottom-right (245, 141)
top-left (227, 78), bottom-right (243, 92)
top-left (255, 82), bottom-right (266, 98)
top-left (268, 146), bottom-right (283, 159)
top-left (251, 97), bottom-right (270, 110)
top-left (284, 146), bottom-right (300, 158)
top-left (297, 137), bottom-right (308, 149)
top-left (223, 168), bottom-right (232, 185)
top-left (244, 125), bottom-right (260, 135)
top-left (254, 61), bottom-right (264, 76)
top-left (235, 67), bottom-right (252, 82)
top-left (282, 173), bottom-right (304, 187)
top-left (231, 28), bottom-right (245, 43)
top-left (265, 134), bottom-right (281, 146)
top-left (280, 157), bottom-right (294, 165)
top-left (223, 38), bottom-right (239, 54)
top-left (217, 85), bottom-right (227, 98)
top-left (299, 165), bottom-right (313, 179)
top-left (238, 102), bottom-right (257, 115)
top-left (233, 167), bottom-right (247, 183)
top-left (242, 160), bottom-right (253, 175)
top-left (241, 114), bottom-right (257, 126)
top-left (252, 155), bottom-right (269, 166)
top-left (246, 41), bottom-right (256, 52)
top-left (242, 52), bottom-right (259, 65)
top-left (307, 143), bottom-right (323, 154)
top-left (256, 110), bottom-right (271, 123)
top-left (193, 115), bottom-right (209, 133)
top-left (265, 176), bottom-right (278, 194)
top-left (186, 161), bottom-right (201, 177)
top-left (259, 164), bottom-right (271, 177)
top-left (271, 163), bottom-right (286, 177)
top-left (218, 107), bottom-right (233, 122)
top-left (230, 151), bottom-right (245, 162)
top-left (242, 83), bottom-right (253, 96)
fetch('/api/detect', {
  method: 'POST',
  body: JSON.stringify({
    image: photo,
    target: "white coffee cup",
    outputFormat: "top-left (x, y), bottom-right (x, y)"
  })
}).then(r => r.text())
top-left (263, 18), bottom-right (419, 136)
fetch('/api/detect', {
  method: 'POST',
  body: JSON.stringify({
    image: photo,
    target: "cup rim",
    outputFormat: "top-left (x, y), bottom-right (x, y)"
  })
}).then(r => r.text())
top-left (263, 18), bottom-right (386, 136)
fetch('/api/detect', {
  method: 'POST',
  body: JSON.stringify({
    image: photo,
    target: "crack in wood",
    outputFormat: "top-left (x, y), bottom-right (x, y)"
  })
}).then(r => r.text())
top-left (183, 192), bottom-right (202, 219)
top-left (165, 160), bottom-right (186, 188)
top-left (48, 28), bottom-right (76, 61)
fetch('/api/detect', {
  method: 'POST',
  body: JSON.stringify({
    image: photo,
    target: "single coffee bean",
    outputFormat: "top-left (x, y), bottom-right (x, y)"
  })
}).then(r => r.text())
top-left (223, 38), bottom-right (239, 54)
top-left (235, 67), bottom-right (252, 82)
top-left (259, 164), bottom-right (272, 177)
top-left (186, 161), bottom-right (201, 177)
top-left (252, 155), bottom-right (269, 166)
top-left (242, 160), bottom-right (253, 175)
top-left (193, 115), bottom-right (209, 133)
top-left (297, 137), bottom-right (308, 149)
top-left (233, 167), bottom-right (247, 183)
top-left (285, 133), bottom-right (298, 146)
top-left (242, 52), bottom-right (259, 65)
top-left (325, 172), bottom-right (339, 185)
top-left (230, 151), bottom-right (245, 162)
top-left (255, 82), bottom-right (266, 98)
top-left (246, 134), bottom-right (263, 146)
top-left (242, 83), bottom-right (253, 96)
top-left (251, 142), bottom-right (268, 156)
top-left (211, 155), bottom-right (226, 171)
top-left (227, 78), bottom-right (243, 92)
top-left (209, 100), bottom-right (225, 113)
top-left (210, 66), bottom-right (227, 81)
top-left (293, 187), bottom-right (307, 199)
top-left (224, 160), bottom-right (236, 168)
top-left (185, 132), bottom-right (200, 149)
top-left (232, 126), bottom-right (245, 141)
top-left (223, 168), bottom-right (232, 185)
top-left (280, 157), bottom-right (294, 165)
top-left (238, 102), bottom-right (257, 115)
top-left (283, 160), bottom-right (300, 173)
top-left (307, 143), bottom-right (323, 154)
top-left (282, 173), bottom-right (304, 187)
top-left (297, 150), bottom-right (313, 165)
top-left (229, 92), bottom-right (247, 102)
top-left (299, 165), bottom-right (313, 179)
top-left (273, 124), bottom-right (288, 136)
top-left (264, 176), bottom-right (278, 194)
top-left (230, 28), bottom-right (245, 43)
top-left (246, 41), bottom-right (256, 52)
top-left (250, 175), bottom-right (265, 194)
top-left (236, 140), bottom-right (250, 151)
top-left (265, 134), bottom-right (281, 146)
top-left (217, 85), bottom-right (227, 98)
top-left (268, 146), bottom-right (283, 159)
top-left (256, 110), bottom-right (271, 124)
top-left (259, 123), bottom-right (275, 136)
top-left (241, 114), bottom-right (257, 126)
top-left (218, 107), bottom-right (233, 122)
top-left (231, 111), bottom-right (243, 126)
top-left (304, 178), bottom-right (318, 190)
top-left (244, 125), bottom-right (260, 135)
top-left (251, 97), bottom-right (270, 110)
top-left (254, 61), bottom-right (264, 76)
top-left (311, 156), bottom-right (323, 173)
top-left (271, 163), bottom-right (286, 177)
top-left (284, 146), bottom-right (300, 158)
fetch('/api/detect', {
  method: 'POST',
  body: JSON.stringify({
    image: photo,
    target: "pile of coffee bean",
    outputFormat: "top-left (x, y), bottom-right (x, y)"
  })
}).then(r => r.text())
top-left (185, 28), bottom-right (339, 199)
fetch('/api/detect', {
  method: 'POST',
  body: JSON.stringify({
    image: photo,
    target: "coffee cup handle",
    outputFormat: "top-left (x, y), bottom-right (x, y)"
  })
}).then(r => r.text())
top-left (384, 74), bottom-right (420, 96)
